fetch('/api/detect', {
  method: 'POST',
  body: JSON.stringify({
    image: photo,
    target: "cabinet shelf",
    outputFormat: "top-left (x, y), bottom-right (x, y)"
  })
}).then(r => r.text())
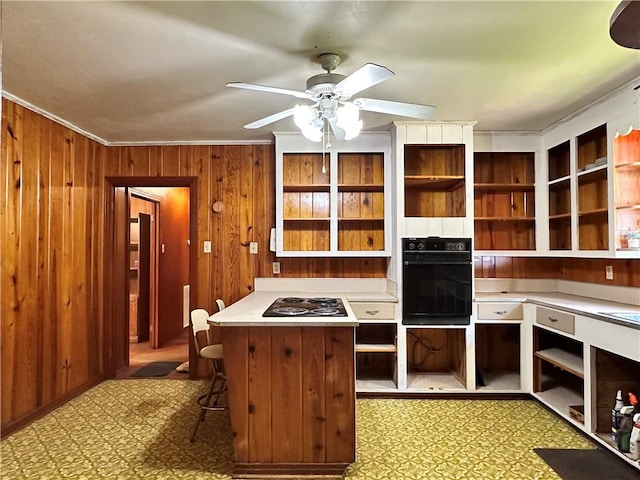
top-left (616, 204), bottom-right (640, 211)
top-left (283, 184), bottom-right (330, 192)
top-left (474, 183), bottom-right (535, 192)
top-left (578, 208), bottom-right (608, 217)
top-left (338, 183), bottom-right (384, 192)
top-left (549, 213), bottom-right (572, 220)
top-left (404, 175), bottom-right (464, 190)
top-left (338, 217), bottom-right (384, 222)
top-left (548, 176), bottom-right (571, 187)
top-left (615, 161), bottom-right (640, 169)
top-left (284, 217), bottom-right (330, 221)
top-left (577, 165), bottom-right (607, 179)
top-left (475, 216), bottom-right (535, 222)
top-left (535, 348), bottom-right (584, 378)
top-left (355, 343), bottom-right (397, 353)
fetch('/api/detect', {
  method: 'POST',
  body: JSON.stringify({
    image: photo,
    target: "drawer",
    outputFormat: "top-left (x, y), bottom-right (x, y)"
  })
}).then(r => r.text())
top-left (349, 302), bottom-right (395, 320)
top-left (477, 302), bottom-right (523, 320)
top-left (536, 307), bottom-right (575, 335)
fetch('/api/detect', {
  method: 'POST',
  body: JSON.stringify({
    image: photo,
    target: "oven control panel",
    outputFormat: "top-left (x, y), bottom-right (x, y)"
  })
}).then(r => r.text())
top-left (403, 237), bottom-right (471, 253)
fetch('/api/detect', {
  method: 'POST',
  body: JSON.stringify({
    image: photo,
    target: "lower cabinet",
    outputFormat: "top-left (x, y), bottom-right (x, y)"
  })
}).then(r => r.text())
top-left (592, 348), bottom-right (640, 455)
top-left (476, 323), bottom-right (522, 391)
top-left (533, 324), bottom-right (585, 424)
top-left (352, 302), bottom-right (397, 391)
top-left (350, 297), bottom-right (639, 471)
top-left (406, 327), bottom-right (468, 390)
top-left (475, 301), bottom-right (524, 392)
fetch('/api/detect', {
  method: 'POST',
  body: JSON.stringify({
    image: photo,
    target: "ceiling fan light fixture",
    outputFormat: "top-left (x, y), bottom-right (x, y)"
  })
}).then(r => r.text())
top-left (336, 102), bottom-right (362, 140)
top-left (294, 105), bottom-right (322, 142)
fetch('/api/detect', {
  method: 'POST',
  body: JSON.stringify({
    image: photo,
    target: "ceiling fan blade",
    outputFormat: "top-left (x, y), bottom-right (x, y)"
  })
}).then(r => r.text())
top-left (335, 63), bottom-right (394, 99)
top-left (353, 98), bottom-right (437, 119)
top-left (226, 82), bottom-right (311, 99)
top-left (244, 107), bottom-right (297, 129)
top-left (328, 117), bottom-right (346, 141)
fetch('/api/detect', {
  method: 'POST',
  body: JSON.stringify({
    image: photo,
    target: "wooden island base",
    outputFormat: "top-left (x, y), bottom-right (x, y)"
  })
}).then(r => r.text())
top-left (221, 325), bottom-right (356, 480)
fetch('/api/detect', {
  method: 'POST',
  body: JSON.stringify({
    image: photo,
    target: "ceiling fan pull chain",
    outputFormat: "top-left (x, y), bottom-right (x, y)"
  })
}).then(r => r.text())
top-left (321, 120), bottom-right (327, 174)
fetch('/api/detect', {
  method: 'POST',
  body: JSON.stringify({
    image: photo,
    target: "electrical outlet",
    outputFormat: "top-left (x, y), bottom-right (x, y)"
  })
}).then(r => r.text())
top-left (249, 242), bottom-right (258, 254)
top-left (606, 265), bottom-right (613, 280)
top-left (272, 261), bottom-right (280, 274)
top-left (203, 241), bottom-right (211, 253)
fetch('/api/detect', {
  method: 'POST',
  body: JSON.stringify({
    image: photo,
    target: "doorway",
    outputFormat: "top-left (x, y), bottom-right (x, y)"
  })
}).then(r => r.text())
top-left (104, 177), bottom-right (198, 379)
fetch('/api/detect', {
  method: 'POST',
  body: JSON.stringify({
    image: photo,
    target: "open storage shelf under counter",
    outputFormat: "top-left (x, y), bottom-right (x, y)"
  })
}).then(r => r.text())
top-left (406, 327), bottom-right (467, 391)
top-left (533, 325), bottom-right (585, 424)
top-left (476, 323), bottom-right (522, 391)
top-left (593, 347), bottom-right (640, 463)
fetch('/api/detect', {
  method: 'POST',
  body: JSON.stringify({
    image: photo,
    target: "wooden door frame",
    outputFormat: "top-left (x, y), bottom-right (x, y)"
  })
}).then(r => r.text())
top-left (104, 176), bottom-right (198, 379)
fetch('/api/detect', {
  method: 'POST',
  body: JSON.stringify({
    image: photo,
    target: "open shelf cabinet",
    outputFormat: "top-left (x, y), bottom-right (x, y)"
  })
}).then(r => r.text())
top-left (577, 125), bottom-right (609, 251)
top-left (404, 144), bottom-right (466, 217)
top-left (613, 128), bottom-right (640, 252)
top-left (406, 327), bottom-right (467, 390)
top-left (533, 326), bottom-right (584, 424)
top-left (593, 347), bottom-right (640, 461)
top-left (474, 152), bottom-right (536, 250)
top-left (274, 132), bottom-right (391, 256)
top-left (475, 323), bottom-right (521, 391)
top-left (548, 141), bottom-right (572, 250)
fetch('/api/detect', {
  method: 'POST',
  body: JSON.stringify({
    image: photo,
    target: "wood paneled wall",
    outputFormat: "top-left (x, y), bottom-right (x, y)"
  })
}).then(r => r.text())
top-left (0, 99), bottom-right (385, 435)
top-left (475, 256), bottom-right (640, 287)
top-left (1, 101), bottom-right (106, 433)
top-left (1, 98), bottom-right (638, 435)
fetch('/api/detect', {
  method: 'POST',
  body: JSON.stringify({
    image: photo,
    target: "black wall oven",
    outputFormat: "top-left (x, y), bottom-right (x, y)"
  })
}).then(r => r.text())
top-left (402, 237), bottom-right (472, 325)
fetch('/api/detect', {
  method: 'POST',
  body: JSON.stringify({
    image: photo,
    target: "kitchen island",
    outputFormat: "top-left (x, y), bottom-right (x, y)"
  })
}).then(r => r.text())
top-left (209, 290), bottom-right (360, 480)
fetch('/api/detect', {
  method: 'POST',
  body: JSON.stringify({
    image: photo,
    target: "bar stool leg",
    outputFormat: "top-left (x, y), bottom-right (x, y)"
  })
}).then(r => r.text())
top-left (190, 372), bottom-right (226, 443)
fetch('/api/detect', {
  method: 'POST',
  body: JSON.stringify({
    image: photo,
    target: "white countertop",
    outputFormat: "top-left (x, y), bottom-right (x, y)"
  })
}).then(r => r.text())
top-left (209, 291), bottom-right (395, 327)
top-left (475, 291), bottom-right (640, 329)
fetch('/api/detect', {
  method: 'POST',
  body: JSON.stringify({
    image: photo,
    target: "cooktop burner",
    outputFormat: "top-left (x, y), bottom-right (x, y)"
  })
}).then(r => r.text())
top-left (262, 297), bottom-right (348, 317)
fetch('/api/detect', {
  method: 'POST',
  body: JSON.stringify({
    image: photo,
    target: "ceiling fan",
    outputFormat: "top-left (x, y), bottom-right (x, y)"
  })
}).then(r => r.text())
top-left (226, 53), bottom-right (437, 141)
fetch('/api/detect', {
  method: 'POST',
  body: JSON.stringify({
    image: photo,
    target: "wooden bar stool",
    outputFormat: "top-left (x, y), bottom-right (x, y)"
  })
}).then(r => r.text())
top-left (190, 307), bottom-right (226, 442)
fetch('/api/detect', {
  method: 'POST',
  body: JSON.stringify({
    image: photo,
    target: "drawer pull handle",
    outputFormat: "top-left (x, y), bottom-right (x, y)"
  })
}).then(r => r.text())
top-left (495, 310), bottom-right (507, 315)
top-left (548, 317), bottom-right (558, 323)
top-left (366, 310), bottom-right (380, 316)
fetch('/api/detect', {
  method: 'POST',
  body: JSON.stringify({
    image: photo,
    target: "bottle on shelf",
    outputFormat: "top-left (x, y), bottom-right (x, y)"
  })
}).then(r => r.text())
top-left (612, 389), bottom-right (624, 442)
top-left (629, 413), bottom-right (640, 461)
top-left (616, 405), bottom-right (635, 452)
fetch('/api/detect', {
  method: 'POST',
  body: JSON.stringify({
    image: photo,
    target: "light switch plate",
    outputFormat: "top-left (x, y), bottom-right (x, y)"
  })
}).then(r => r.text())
top-left (203, 241), bottom-right (211, 253)
top-left (250, 242), bottom-right (258, 254)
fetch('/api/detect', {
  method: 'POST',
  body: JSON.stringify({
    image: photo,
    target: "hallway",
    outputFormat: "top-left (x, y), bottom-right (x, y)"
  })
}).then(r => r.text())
top-left (116, 329), bottom-right (190, 379)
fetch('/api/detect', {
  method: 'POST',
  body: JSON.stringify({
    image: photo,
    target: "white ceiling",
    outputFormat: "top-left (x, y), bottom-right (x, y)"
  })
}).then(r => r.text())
top-left (2, 1), bottom-right (639, 144)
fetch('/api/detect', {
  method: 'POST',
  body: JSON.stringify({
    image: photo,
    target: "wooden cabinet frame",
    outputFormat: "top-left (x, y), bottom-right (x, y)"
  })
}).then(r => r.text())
top-left (274, 132), bottom-right (392, 257)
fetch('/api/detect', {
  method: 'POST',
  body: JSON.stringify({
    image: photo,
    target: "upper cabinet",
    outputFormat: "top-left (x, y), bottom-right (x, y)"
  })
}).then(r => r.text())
top-left (394, 121), bottom-right (476, 239)
top-left (541, 82), bottom-right (640, 258)
top-left (547, 140), bottom-right (572, 251)
top-left (274, 132), bottom-right (391, 257)
top-left (613, 126), bottom-right (640, 253)
top-left (576, 125), bottom-right (609, 251)
top-left (474, 152), bottom-right (536, 251)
